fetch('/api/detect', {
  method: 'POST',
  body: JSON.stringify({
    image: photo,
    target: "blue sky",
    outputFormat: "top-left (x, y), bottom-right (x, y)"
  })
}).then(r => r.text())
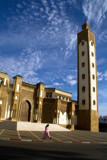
top-left (0, 0), bottom-right (107, 116)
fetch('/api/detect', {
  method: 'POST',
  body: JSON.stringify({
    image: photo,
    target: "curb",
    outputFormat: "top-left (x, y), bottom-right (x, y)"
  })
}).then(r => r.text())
top-left (0, 138), bottom-right (107, 144)
top-left (10, 138), bottom-right (21, 141)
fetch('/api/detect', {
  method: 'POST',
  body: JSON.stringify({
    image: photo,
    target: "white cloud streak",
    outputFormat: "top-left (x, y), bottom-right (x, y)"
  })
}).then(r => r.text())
top-left (98, 29), bottom-right (107, 42)
top-left (45, 82), bottom-right (63, 88)
top-left (6, 0), bottom-right (78, 56)
top-left (53, 82), bottom-right (63, 86)
top-left (97, 70), bottom-right (107, 81)
top-left (104, 71), bottom-right (107, 80)
top-left (64, 75), bottom-right (77, 86)
top-left (82, 0), bottom-right (107, 26)
top-left (0, 49), bottom-right (44, 84)
top-left (82, 0), bottom-right (107, 44)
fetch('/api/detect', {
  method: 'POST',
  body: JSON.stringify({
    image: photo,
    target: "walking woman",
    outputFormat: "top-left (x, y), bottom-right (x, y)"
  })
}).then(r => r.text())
top-left (43, 124), bottom-right (51, 139)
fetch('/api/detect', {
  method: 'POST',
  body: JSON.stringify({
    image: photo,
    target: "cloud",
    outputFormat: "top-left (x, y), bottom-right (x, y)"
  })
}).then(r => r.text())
top-left (104, 71), bottom-right (107, 80)
top-left (40, 0), bottom-right (79, 56)
top-left (97, 70), bottom-right (107, 81)
top-left (64, 75), bottom-right (77, 86)
top-left (0, 32), bottom-right (29, 47)
top-left (4, 0), bottom-right (79, 57)
top-left (31, 1), bottom-right (78, 54)
top-left (82, 0), bottom-right (107, 27)
top-left (64, 20), bottom-right (78, 56)
top-left (53, 82), bottom-right (63, 86)
top-left (42, 0), bottom-right (50, 15)
top-left (0, 48), bottom-right (44, 84)
top-left (45, 82), bottom-right (63, 89)
top-left (17, 4), bottom-right (22, 8)
top-left (98, 30), bottom-right (107, 42)
top-left (82, 0), bottom-right (107, 44)
top-left (97, 71), bottom-right (104, 81)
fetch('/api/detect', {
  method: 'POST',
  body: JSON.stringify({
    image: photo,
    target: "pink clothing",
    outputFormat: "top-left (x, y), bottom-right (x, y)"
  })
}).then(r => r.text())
top-left (43, 127), bottom-right (50, 139)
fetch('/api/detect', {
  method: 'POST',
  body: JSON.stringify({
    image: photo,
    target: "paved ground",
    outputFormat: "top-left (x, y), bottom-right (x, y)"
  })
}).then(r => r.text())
top-left (0, 129), bottom-right (107, 144)
top-left (0, 140), bottom-right (107, 160)
top-left (0, 122), bottom-right (107, 159)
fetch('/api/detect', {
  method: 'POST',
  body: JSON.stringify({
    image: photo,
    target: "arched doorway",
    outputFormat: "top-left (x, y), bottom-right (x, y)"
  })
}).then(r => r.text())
top-left (20, 101), bottom-right (31, 121)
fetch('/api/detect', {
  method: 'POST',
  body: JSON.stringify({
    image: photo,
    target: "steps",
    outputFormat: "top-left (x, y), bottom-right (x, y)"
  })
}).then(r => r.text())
top-left (0, 120), bottom-right (70, 131)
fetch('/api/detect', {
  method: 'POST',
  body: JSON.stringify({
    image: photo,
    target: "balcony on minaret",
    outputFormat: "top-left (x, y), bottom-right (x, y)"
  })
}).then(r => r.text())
top-left (82, 21), bottom-right (90, 30)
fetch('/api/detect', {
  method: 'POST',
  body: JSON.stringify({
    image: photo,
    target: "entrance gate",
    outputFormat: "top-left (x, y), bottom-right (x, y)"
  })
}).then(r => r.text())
top-left (20, 101), bottom-right (31, 121)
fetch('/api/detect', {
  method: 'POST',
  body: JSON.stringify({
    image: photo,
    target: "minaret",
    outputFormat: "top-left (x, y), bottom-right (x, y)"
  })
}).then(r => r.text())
top-left (77, 21), bottom-right (99, 131)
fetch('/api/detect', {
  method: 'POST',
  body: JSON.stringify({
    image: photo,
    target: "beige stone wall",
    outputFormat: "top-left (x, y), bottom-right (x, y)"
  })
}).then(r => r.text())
top-left (36, 83), bottom-right (45, 122)
top-left (0, 71), bottom-right (77, 130)
top-left (0, 72), bottom-right (11, 120)
top-left (42, 98), bottom-right (77, 126)
top-left (0, 72), bottom-right (11, 87)
top-left (55, 89), bottom-right (72, 98)
top-left (42, 98), bottom-right (57, 123)
top-left (6, 85), bottom-right (13, 119)
top-left (78, 110), bottom-right (90, 130)
top-left (0, 85), bottom-right (9, 120)
top-left (91, 110), bottom-right (99, 131)
top-left (45, 88), bottom-right (72, 101)
top-left (12, 76), bottom-right (23, 120)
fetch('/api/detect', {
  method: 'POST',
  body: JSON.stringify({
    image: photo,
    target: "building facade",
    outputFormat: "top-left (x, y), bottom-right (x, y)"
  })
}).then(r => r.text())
top-left (77, 21), bottom-right (99, 131)
top-left (0, 71), bottom-right (77, 129)
top-left (0, 21), bottom-right (99, 131)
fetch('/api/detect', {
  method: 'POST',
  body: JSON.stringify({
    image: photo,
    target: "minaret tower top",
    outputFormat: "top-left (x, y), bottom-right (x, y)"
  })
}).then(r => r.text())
top-left (82, 19), bottom-right (90, 30)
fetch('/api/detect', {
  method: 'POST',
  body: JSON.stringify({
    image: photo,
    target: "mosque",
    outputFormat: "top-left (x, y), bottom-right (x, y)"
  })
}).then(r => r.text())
top-left (0, 21), bottom-right (99, 131)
